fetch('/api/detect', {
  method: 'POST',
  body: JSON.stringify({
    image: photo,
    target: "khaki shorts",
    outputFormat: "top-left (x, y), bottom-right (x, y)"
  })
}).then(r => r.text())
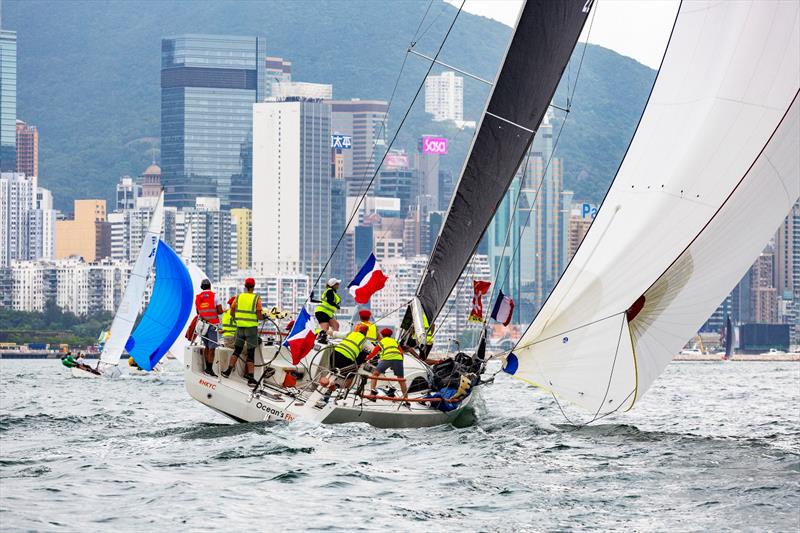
top-left (222, 335), bottom-right (236, 349)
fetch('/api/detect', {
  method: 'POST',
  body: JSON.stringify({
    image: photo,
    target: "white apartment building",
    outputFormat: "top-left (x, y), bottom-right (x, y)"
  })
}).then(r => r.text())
top-left (214, 270), bottom-right (310, 315)
top-left (252, 99), bottom-right (331, 279)
top-left (0, 172), bottom-right (55, 266)
top-left (269, 81), bottom-right (332, 100)
top-left (9, 258), bottom-right (133, 316)
top-left (424, 71), bottom-right (464, 123)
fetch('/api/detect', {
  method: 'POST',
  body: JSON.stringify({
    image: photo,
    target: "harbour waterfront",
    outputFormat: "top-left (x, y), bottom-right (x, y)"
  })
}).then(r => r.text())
top-left (1, 360), bottom-right (798, 531)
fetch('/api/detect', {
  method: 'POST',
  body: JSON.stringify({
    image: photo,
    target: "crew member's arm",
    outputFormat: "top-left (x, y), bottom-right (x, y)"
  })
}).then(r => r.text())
top-left (255, 296), bottom-right (264, 321)
top-left (215, 296), bottom-right (223, 316)
top-left (367, 345), bottom-right (381, 361)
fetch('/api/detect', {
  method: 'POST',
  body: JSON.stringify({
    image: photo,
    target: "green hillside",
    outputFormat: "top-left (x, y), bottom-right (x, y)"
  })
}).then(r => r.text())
top-left (4, 0), bottom-right (655, 211)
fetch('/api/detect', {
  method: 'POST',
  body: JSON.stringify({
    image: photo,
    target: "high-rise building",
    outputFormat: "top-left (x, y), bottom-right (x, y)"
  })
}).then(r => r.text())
top-left (252, 99), bottom-right (331, 278)
top-left (160, 34), bottom-right (266, 209)
top-left (15, 120), bottom-right (38, 177)
top-left (414, 135), bottom-right (441, 211)
top-left (230, 207), bottom-right (252, 270)
top-left (438, 169), bottom-right (455, 211)
top-left (0, 28), bottom-right (16, 171)
top-left (774, 201), bottom-right (799, 338)
top-left (179, 197), bottom-right (235, 282)
top-left (329, 99), bottom-right (388, 197)
top-left (1, 172), bottom-right (35, 266)
top-left (424, 71), bottom-right (463, 123)
top-left (567, 203), bottom-right (595, 261)
top-left (55, 199), bottom-right (110, 262)
top-left (750, 250), bottom-right (779, 323)
top-left (377, 150), bottom-right (414, 214)
top-left (214, 271), bottom-right (309, 315)
top-left (139, 163), bottom-right (162, 198)
top-left (264, 56), bottom-right (292, 98)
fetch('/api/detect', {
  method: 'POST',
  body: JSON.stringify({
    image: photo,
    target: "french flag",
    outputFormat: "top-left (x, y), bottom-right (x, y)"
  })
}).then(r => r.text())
top-left (490, 290), bottom-right (515, 326)
top-left (348, 253), bottom-right (388, 304)
top-left (283, 308), bottom-right (317, 364)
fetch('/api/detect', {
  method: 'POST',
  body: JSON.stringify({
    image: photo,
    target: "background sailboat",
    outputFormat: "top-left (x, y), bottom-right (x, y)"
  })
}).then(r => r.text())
top-left (504, 0), bottom-right (799, 419)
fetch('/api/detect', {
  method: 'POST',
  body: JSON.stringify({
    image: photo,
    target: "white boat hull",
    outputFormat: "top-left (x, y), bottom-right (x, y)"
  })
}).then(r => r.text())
top-left (184, 344), bottom-right (476, 428)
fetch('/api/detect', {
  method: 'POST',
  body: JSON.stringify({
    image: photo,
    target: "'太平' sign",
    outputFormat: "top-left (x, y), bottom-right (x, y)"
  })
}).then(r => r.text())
top-left (422, 136), bottom-right (448, 155)
top-left (331, 134), bottom-right (352, 149)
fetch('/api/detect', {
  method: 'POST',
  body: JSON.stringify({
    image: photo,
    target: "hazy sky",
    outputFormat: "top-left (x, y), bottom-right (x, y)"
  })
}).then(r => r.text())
top-left (446, 0), bottom-right (680, 69)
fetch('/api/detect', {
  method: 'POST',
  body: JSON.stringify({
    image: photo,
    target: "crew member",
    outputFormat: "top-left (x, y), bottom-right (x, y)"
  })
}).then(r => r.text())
top-left (195, 279), bottom-right (223, 377)
top-left (357, 309), bottom-right (378, 342)
top-left (368, 328), bottom-right (408, 402)
top-left (61, 352), bottom-right (77, 368)
top-left (314, 278), bottom-right (341, 343)
top-left (222, 277), bottom-right (264, 387)
top-left (330, 323), bottom-right (375, 373)
top-left (220, 296), bottom-right (237, 349)
top-left (316, 323), bottom-right (375, 407)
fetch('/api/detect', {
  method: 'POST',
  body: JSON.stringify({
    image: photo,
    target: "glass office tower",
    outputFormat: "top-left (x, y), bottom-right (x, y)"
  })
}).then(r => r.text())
top-left (0, 29), bottom-right (17, 172)
top-left (161, 34), bottom-right (265, 209)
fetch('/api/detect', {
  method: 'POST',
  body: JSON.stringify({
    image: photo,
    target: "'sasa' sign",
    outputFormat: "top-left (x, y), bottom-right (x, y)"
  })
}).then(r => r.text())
top-left (422, 136), bottom-right (448, 155)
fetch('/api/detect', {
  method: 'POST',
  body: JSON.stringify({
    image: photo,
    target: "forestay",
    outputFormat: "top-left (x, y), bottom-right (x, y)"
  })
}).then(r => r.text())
top-left (127, 240), bottom-right (194, 371)
top-left (416, 0), bottom-right (592, 322)
top-left (508, 0), bottom-right (800, 416)
top-left (99, 192), bottom-right (164, 366)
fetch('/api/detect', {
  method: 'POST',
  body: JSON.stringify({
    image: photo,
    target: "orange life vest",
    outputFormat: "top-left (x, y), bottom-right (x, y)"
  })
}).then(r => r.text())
top-left (195, 290), bottom-right (220, 325)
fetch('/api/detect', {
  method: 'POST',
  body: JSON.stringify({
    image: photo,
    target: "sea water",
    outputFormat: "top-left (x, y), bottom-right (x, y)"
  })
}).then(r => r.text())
top-left (1, 360), bottom-right (798, 532)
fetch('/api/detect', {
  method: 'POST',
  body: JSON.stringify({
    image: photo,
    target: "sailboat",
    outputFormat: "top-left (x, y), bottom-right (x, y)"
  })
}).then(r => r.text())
top-left (71, 192), bottom-right (196, 378)
top-left (185, 0), bottom-right (798, 426)
top-left (499, 0), bottom-right (799, 420)
top-left (183, 0), bottom-right (592, 426)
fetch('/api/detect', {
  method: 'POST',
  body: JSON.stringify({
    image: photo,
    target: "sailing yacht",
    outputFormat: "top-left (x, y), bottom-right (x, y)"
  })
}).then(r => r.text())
top-left (185, 0), bottom-right (798, 427)
top-left (183, 0), bottom-right (591, 427)
top-left (71, 192), bottom-right (197, 378)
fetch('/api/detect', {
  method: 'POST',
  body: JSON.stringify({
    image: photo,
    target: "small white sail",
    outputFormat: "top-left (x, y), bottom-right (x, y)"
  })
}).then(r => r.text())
top-left (510, 1), bottom-right (800, 416)
top-left (100, 192), bottom-right (164, 366)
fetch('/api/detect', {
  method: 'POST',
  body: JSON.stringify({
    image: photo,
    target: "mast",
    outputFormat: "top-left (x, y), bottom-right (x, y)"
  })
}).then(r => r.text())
top-left (415, 0), bottom-right (592, 323)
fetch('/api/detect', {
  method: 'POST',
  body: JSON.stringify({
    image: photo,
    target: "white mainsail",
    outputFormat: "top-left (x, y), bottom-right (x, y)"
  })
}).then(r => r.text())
top-left (100, 192), bottom-right (165, 366)
top-left (509, 1), bottom-right (800, 416)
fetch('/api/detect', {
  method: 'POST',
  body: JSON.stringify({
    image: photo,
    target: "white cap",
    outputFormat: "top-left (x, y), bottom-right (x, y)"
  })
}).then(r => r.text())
top-left (327, 278), bottom-right (341, 287)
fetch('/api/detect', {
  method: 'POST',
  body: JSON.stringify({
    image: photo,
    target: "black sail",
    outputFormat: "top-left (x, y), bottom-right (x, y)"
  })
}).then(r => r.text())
top-left (417, 0), bottom-right (591, 321)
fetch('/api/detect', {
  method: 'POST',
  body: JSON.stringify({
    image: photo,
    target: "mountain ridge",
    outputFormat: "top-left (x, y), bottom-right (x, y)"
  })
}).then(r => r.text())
top-left (4, 0), bottom-right (655, 212)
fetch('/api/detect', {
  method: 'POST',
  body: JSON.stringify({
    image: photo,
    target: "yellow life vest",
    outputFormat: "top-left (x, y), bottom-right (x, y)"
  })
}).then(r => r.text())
top-left (314, 287), bottom-right (340, 318)
top-left (335, 331), bottom-right (366, 362)
top-left (378, 337), bottom-right (403, 361)
top-left (360, 321), bottom-right (378, 341)
top-left (234, 292), bottom-right (260, 328)
top-left (221, 309), bottom-right (236, 337)
top-left (423, 314), bottom-right (434, 344)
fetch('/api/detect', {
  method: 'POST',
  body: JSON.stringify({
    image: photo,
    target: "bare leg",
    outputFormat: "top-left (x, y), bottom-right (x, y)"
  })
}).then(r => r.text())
top-left (329, 318), bottom-right (340, 332)
top-left (370, 371), bottom-right (380, 392)
top-left (225, 355), bottom-right (238, 374)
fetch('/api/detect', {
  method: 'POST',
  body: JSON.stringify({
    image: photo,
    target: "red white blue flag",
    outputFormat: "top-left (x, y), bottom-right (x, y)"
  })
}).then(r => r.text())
top-left (283, 308), bottom-right (317, 364)
top-left (348, 253), bottom-right (388, 304)
top-left (490, 289), bottom-right (515, 326)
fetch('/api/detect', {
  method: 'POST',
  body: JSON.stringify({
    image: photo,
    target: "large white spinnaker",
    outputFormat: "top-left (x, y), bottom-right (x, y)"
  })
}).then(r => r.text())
top-left (99, 192), bottom-right (164, 368)
top-left (507, 1), bottom-right (800, 416)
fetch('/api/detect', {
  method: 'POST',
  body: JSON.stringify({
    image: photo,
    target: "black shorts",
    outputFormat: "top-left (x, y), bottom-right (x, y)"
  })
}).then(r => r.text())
top-left (332, 351), bottom-right (357, 371)
top-left (315, 311), bottom-right (333, 324)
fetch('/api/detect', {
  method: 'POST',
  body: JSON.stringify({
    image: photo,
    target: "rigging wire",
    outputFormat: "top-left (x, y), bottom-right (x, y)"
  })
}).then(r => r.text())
top-left (304, 1), bottom-right (466, 306)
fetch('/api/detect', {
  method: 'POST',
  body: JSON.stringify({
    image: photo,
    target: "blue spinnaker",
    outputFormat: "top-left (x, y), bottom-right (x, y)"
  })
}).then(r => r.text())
top-left (126, 240), bottom-right (193, 371)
